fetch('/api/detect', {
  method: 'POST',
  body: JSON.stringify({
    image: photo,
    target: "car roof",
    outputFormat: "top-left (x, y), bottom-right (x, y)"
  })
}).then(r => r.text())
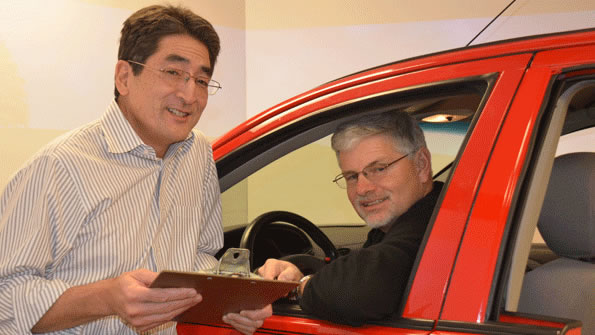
top-left (213, 28), bottom-right (595, 159)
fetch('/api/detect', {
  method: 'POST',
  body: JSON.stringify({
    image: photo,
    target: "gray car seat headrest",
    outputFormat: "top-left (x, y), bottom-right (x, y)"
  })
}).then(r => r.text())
top-left (538, 152), bottom-right (595, 260)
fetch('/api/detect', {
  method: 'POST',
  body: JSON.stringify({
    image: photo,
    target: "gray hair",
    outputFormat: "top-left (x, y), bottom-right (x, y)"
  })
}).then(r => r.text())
top-left (331, 111), bottom-right (427, 156)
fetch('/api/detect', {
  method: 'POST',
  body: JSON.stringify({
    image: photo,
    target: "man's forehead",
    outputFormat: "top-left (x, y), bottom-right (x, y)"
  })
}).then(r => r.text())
top-left (152, 35), bottom-right (212, 74)
top-left (165, 54), bottom-right (189, 63)
top-left (163, 53), bottom-right (212, 75)
top-left (338, 135), bottom-right (401, 169)
top-left (345, 134), bottom-right (400, 154)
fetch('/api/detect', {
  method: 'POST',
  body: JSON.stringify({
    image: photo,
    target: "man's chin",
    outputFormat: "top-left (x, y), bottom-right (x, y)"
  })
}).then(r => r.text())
top-left (363, 216), bottom-right (392, 229)
top-left (356, 207), bottom-right (394, 229)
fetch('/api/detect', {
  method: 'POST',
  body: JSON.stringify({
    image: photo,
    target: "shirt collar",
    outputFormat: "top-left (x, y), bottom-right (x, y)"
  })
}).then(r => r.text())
top-left (100, 99), bottom-right (195, 155)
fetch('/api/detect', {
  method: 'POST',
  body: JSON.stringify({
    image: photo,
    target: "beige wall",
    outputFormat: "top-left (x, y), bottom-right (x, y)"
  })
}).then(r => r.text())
top-left (0, 0), bottom-right (246, 188)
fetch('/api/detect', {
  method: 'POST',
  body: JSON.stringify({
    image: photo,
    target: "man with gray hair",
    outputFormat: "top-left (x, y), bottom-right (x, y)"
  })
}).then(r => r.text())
top-left (258, 111), bottom-right (444, 326)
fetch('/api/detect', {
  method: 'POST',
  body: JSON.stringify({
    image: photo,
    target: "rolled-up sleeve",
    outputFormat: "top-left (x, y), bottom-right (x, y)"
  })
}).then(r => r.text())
top-left (0, 154), bottom-right (85, 333)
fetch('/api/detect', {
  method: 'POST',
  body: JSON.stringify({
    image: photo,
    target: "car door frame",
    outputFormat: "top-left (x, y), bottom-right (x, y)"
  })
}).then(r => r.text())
top-left (434, 41), bottom-right (595, 335)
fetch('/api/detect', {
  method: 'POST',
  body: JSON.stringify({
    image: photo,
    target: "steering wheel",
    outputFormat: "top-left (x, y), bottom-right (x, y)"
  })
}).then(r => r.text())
top-left (239, 211), bottom-right (339, 274)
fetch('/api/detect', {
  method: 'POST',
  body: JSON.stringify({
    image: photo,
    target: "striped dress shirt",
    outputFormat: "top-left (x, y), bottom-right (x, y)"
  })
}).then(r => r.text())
top-left (0, 99), bottom-right (223, 334)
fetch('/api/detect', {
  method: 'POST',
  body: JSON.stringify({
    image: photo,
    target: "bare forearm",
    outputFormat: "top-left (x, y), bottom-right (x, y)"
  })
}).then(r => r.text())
top-left (31, 279), bottom-right (112, 333)
top-left (34, 269), bottom-right (202, 333)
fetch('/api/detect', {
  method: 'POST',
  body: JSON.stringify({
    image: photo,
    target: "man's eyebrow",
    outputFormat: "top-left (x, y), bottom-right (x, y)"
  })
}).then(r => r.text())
top-left (341, 160), bottom-right (383, 174)
top-left (362, 160), bottom-right (383, 170)
top-left (165, 54), bottom-right (189, 63)
top-left (165, 54), bottom-right (213, 76)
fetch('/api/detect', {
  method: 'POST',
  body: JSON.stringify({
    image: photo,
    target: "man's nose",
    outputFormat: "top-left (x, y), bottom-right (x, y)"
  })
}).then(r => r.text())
top-left (176, 79), bottom-right (201, 105)
top-left (355, 173), bottom-right (375, 194)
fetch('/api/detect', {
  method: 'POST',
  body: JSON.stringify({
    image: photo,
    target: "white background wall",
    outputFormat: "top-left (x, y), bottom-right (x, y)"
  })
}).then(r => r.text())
top-left (244, 0), bottom-right (595, 117)
top-left (1, 0), bottom-right (594, 189)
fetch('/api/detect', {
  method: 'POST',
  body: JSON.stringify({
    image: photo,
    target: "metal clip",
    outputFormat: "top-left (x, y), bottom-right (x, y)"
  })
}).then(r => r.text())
top-left (213, 248), bottom-right (253, 277)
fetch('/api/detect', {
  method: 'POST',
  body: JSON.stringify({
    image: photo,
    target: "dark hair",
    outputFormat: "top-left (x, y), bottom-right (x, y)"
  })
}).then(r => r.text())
top-left (114, 5), bottom-right (220, 99)
top-left (331, 111), bottom-right (427, 156)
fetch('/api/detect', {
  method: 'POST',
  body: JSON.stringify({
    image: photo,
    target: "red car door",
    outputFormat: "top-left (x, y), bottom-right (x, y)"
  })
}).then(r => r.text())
top-left (179, 50), bottom-right (533, 334)
top-left (434, 38), bottom-right (595, 335)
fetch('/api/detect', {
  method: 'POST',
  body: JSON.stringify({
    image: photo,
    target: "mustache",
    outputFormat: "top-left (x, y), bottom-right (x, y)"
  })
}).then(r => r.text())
top-left (355, 192), bottom-right (390, 203)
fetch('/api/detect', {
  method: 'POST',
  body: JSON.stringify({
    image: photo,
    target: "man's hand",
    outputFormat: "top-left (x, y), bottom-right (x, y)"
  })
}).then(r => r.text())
top-left (256, 259), bottom-right (303, 281)
top-left (32, 269), bottom-right (201, 333)
top-left (222, 304), bottom-right (273, 335)
top-left (104, 269), bottom-right (201, 332)
top-left (219, 259), bottom-right (303, 334)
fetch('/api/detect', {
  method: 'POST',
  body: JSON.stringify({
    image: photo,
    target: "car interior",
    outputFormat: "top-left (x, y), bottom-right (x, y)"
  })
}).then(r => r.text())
top-left (509, 78), bottom-right (595, 334)
top-left (214, 72), bottom-right (594, 329)
top-left (518, 151), bottom-right (594, 335)
top-left (216, 77), bottom-right (491, 270)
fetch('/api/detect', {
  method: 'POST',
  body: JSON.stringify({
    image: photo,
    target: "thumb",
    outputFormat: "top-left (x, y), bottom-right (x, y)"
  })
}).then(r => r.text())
top-left (129, 269), bottom-right (159, 286)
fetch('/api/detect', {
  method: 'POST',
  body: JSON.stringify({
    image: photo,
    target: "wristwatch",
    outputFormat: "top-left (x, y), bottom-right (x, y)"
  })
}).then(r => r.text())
top-left (289, 274), bottom-right (313, 301)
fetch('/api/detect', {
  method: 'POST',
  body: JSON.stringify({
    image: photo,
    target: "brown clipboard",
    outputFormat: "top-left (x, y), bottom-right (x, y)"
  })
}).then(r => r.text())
top-left (150, 270), bottom-right (298, 324)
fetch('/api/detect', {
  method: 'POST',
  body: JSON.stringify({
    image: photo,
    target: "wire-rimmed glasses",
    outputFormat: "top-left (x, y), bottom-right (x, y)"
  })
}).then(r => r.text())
top-left (126, 60), bottom-right (222, 95)
top-left (332, 154), bottom-right (409, 189)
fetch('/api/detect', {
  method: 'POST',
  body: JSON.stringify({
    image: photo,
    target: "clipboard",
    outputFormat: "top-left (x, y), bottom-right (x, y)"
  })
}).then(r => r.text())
top-left (150, 249), bottom-right (298, 324)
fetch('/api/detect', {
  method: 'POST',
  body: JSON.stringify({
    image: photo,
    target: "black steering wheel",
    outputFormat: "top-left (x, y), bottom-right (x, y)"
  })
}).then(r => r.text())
top-left (239, 211), bottom-right (339, 275)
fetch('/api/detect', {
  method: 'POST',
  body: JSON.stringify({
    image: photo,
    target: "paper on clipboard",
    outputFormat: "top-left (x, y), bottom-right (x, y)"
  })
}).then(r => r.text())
top-left (149, 249), bottom-right (298, 324)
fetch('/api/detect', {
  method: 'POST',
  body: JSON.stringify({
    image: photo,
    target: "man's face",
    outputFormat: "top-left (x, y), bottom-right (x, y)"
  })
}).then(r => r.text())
top-left (116, 34), bottom-right (212, 157)
top-left (338, 134), bottom-right (428, 229)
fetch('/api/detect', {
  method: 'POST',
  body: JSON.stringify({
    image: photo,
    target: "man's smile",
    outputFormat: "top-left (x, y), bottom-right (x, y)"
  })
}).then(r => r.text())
top-left (360, 196), bottom-right (389, 208)
top-left (167, 107), bottom-right (190, 117)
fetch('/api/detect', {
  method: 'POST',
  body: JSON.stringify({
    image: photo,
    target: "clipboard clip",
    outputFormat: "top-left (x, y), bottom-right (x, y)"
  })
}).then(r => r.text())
top-left (212, 248), bottom-right (259, 278)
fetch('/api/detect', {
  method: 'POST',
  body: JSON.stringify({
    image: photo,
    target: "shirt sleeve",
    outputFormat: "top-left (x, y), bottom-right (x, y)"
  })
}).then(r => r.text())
top-left (195, 141), bottom-right (223, 269)
top-left (299, 191), bottom-right (437, 326)
top-left (0, 154), bottom-right (86, 333)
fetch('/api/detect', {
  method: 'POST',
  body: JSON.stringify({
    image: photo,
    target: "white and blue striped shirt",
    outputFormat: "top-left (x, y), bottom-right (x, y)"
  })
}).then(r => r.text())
top-left (0, 100), bottom-right (223, 334)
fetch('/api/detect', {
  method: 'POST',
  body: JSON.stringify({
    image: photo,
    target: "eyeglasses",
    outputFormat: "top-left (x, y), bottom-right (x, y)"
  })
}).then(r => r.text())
top-left (126, 60), bottom-right (222, 95)
top-left (332, 154), bottom-right (409, 189)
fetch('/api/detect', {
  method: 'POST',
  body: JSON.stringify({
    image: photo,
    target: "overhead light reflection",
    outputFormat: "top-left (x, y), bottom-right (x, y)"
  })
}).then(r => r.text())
top-left (422, 113), bottom-right (471, 123)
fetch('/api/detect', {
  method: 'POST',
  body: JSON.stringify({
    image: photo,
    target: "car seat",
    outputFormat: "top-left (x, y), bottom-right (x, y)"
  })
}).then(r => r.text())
top-left (517, 152), bottom-right (595, 334)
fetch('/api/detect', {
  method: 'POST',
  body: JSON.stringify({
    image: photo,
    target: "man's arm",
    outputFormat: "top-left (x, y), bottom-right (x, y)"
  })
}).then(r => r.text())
top-left (1, 154), bottom-right (196, 333)
top-left (300, 189), bottom-right (440, 326)
top-left (254, 244), bottom-right (413, 326)
top-left (0, 154), bottom-right (88, 333)
top-left (32, 269), bottom-right (201, 333)
top-left (299, 242), bottom-right (417, 325)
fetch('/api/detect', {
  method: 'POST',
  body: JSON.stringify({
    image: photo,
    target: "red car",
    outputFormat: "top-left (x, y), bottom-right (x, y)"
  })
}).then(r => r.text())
top-left (179, 29), bottom-right (595, 334)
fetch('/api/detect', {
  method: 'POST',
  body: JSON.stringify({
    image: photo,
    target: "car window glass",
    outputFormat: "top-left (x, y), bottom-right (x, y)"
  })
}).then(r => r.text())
top-left (221, 108), bottom-right (474, 230)
top-left (504, 76), bottom-right (595, 319)
top-left (222, 135), bottom-right (358, 228)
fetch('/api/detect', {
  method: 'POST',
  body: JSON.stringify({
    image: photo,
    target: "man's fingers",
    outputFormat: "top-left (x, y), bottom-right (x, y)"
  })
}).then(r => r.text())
top-left (240, 304), bottom-right (273, 320)
top-left (277, 268), bottom-right (302, 282)
top-left (126, 297), bottom-right (201, 331)
top-left (259, 259), bottom-right (302, 281)
top-left (135, 293), bottom-right (201, 316)
top-left (128, 269), bottom-right (159, 286)
top-left (137, 302), bottom-right (198, 328)
top-left (222, 305), bottom-right (272, 335)
top-left (222, 313), bottom-right (262, 335)
top-left (142, 287), bottom-right (200, 304)
top-left (107, 270), bottom-right (204, 331)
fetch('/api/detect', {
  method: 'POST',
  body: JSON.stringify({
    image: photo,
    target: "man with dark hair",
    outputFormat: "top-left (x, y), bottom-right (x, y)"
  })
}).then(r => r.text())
top-left (258, 111), bottom-right (443, 326)
top-left (0, 5), bottom-right (269, 334)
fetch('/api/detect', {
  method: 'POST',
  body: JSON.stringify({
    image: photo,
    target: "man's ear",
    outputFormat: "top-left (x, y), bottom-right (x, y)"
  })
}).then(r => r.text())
top-left (114, 60), bottom-right (132, 97)
top-left (415, 147), bottom-right (432, 183)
